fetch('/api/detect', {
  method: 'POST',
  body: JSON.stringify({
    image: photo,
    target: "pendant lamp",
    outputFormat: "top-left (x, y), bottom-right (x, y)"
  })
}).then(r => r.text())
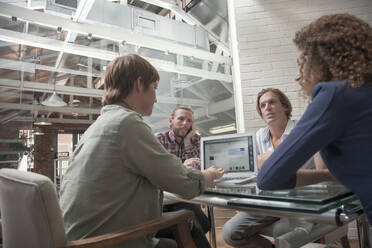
top-left (41, 92), bottom-right (67, 107)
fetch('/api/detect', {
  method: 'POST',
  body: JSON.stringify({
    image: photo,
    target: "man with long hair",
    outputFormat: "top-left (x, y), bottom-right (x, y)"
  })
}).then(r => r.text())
top-left (223, 88), bottom-right (332, 248)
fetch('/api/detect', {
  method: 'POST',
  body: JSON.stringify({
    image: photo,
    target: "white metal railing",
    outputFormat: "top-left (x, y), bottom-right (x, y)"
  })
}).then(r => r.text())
top-left (54, 157), bottom-right (69, 193)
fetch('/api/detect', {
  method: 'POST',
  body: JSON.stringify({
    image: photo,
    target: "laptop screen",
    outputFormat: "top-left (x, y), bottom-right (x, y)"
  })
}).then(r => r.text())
top-left (201, 133), bottom-right (257, 173)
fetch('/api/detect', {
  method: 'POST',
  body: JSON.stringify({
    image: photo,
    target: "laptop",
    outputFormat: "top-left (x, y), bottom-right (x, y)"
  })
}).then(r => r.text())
top-left (200, 133), bottom-right (258, 187)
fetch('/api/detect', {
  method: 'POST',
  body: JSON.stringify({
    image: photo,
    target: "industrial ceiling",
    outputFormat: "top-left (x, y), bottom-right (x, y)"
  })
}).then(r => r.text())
top-left (0, 0), bottom-right (236, 135)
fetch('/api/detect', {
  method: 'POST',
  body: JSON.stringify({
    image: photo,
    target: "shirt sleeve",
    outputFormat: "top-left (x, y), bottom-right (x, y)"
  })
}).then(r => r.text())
top-left (257, 83), bottom-right (349, 190)
top-left (255, 130), bottom-right (262, 155)
top-left (121, 114), bottom-right (205, 199)
top-left (155, 132), bottom-right (167, 147)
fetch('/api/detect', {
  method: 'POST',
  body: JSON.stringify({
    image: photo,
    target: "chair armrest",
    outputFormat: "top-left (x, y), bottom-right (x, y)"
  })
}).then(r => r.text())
top-left (59, 210), bottom-right (196, 248)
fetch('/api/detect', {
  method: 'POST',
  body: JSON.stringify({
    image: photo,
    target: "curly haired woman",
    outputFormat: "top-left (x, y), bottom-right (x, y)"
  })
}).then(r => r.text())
top-left (257, 13), bottom-right (372, 227)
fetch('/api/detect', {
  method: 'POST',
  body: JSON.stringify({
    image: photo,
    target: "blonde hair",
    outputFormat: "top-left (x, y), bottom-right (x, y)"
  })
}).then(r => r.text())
top-left (170, 106), bottom-right (194, 118)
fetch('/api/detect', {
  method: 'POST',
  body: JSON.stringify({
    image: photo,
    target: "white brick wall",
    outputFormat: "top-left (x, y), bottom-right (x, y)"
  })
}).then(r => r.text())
top-left (233, 0), bottom-right (372, 133)
top-left (233, 0), bottom-right (372, 237)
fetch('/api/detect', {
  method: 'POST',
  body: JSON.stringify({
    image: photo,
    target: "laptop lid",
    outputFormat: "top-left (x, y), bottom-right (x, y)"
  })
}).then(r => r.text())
top-left (200, 133), bottom-right (258, 174)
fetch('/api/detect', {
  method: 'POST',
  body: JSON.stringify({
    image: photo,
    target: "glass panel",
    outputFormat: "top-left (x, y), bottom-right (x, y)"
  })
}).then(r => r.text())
top-left (57, 133), bottom-right (72, 157)
top-left (228, 194), bottom-right (357, 214)
top-left (206, 182), bottom-right (355, 208)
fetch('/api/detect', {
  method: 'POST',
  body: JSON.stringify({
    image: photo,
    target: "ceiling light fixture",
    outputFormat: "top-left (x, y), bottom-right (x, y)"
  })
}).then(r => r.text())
top-left (76, 63), bottom-right (88, 68)
top-left (41, 91), bottom-right (67, 107)
top-left (32, 127), bottom-right (44, 136)
top-left (69, 98), bottom-right (81, 107)
top-left (34, 115), bottom-right (52, 126)
top-left (209, 123), bottom-right (236, 134)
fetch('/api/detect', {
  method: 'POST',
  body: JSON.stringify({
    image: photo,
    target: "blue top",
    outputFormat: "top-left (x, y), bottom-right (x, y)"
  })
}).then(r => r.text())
top-left (257, 81), bottom-right (372, 224)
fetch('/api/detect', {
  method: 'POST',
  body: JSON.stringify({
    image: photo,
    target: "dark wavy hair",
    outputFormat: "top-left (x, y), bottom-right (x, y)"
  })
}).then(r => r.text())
top-left (102, 54), bottom-right (159, 106)
top-left (293, 13), bottom-right (372, 88)
top-left (256, 88), bottom-right (292, 120)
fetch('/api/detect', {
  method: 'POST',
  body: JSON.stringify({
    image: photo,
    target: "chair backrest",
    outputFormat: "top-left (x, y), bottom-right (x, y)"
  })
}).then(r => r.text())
top-left (0, 168), bottom-right (67, 248)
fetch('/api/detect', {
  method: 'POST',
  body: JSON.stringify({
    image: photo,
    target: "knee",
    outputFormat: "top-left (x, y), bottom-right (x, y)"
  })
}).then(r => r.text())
top-left (222, 219), bottom-right (238, 246)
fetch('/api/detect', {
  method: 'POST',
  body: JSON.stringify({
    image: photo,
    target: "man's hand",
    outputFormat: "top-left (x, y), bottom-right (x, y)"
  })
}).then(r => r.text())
top-left (257, 151), bottom-right (273, 169)
top-left (184, 126), bottom-right (196, 148)
top-left (202, 166), bottom-right (226, 187)
top-left (183, 158), bottom-right (200, 169)
top-left (206, 166), bottom-right (226, 179)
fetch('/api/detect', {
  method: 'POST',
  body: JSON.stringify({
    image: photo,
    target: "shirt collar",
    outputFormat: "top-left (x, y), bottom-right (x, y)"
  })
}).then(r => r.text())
top-left (283, 119), bottom-right (295, 138)
top-left (100, 104), bottom-right (142, 118)
top-left (262, 119), bottom-right (295, 143)
top-left (168, 130), bottom-right (177, 142)
top-left (262, 126), bottom-right (271, 143)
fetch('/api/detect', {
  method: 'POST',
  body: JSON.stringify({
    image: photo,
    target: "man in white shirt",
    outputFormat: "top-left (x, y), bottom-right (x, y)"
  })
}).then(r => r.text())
top-left (222, 88), bottom-right (332, 248)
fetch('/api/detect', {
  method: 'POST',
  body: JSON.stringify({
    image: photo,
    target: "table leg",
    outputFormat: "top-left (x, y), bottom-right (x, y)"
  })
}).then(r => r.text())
top-left (356, 214), bottom-right (371, 248)
top-left (208, 206), bottom-right (217, 248)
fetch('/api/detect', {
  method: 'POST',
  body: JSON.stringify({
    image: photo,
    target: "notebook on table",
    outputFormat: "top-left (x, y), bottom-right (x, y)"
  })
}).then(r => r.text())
top-left (200, 133), bottom-right (258, 188)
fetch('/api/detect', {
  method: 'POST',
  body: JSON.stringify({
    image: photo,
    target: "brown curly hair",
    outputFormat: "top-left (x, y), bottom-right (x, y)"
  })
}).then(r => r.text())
top-left (293, 13), bottom-right (372, 88)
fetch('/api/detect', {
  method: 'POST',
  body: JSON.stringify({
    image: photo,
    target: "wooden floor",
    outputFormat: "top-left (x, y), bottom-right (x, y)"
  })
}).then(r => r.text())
top-left (205, 207), bottom-right (361, 248)
top-left (206, 229), bottom-right (359, 248)
top-left (208, 228), bottom-right (360, 247)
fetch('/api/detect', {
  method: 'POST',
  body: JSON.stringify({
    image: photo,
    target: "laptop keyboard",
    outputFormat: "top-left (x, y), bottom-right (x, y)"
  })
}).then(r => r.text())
top-left (214, 174), bottom-right (257, 186)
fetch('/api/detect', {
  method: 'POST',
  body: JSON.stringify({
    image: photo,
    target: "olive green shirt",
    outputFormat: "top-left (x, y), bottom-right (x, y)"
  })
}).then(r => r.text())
top-left (60, 105), bottom-right (205, 247)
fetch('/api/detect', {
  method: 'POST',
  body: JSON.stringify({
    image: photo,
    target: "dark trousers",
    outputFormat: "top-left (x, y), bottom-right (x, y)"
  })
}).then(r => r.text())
top-left (160, 203), bottom-right (211, 248)
top-left (163, 202), bottom-right (211, 234)
top-left (156, 218), bottom-right (211, 248)
top-left (155, 238), bottom-right (177, 248)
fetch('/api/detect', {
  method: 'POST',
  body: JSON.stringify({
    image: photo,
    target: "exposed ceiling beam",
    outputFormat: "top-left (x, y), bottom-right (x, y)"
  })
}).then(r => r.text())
top-left (14, 115), bottom-right (95, 125)
top-left (0, 102), bottom-right (173, 119)
top-left (0, 28), bottom-right (232, 82)
top-left (151, 96), bottom-right (234, 130)
top-left (139, 0), bottom-right (230, 55)
top-left (193, 97), bottom-right (234, 120)
top-left (0, 102), bottom-right (100, 115)
top-left (5, 0), bottom-right (44, 10)
top-left (0, 90), bottom-right (34, 100)
top-left (0, 79), bottom-right (209, 106)
top-left (0, 79), bottom-right (103, 98)
top-left (0, 41), bottom-right (12, 48)
top-left (0, 58), bottom-right (103, 78)
top-left (0, 110), bottom-right (28, 124)
top-left (35, 117), bottom-right (94, 125)
top-left (49, 0), bottom-right (96, 85)
top-left (0, 3), bottom-right (231, 65)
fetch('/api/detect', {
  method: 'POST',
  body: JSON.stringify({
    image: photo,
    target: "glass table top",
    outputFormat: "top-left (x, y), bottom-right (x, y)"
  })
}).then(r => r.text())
top-left (204, 182), bottom-right (357, 213)
top-left (205, 183), bottom-right (353, 204)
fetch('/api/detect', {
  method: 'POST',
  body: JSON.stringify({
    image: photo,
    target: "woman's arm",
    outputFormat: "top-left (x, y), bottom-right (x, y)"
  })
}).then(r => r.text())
top-left (295, 169), bottom-right (334, 187)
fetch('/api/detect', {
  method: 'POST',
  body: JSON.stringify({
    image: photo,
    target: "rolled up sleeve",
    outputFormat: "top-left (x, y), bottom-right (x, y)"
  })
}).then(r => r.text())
top-left (121, 114), bottom-right (205, 199)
